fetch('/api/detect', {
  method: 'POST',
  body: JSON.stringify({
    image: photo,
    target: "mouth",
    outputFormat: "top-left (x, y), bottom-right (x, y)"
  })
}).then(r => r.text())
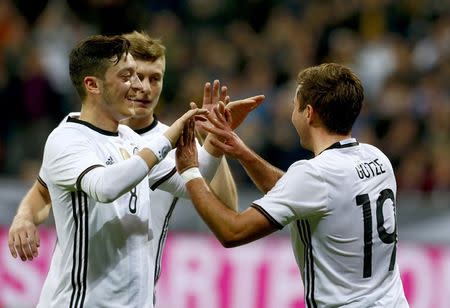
top-left (133, 99), bottom-right (152, 106)
top-left (125, 97), bottom-right (137, 106)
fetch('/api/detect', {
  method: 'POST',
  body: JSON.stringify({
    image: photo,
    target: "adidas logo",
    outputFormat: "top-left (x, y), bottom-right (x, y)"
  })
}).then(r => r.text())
top-left (106, 156), bottom-right (114, 165)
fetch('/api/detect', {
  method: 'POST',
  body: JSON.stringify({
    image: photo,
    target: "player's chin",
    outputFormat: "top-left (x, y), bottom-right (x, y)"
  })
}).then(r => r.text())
top-left (122, 102), bottom-right (136, 117)
top-left (134, 104), bottom-right (153, 117)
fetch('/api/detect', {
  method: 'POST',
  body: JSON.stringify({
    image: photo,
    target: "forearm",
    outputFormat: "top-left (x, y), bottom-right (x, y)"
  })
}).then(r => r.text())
top-left (80, 156), bottom-right (149, 202)
top-left (186, 178), bottom-right (245, 247)
top-left (238, 148), bottom-right (284, 193)
top-left (209, 158), bottom-right (238, 211)
top-left (15, 181), bottom-right (51, 225)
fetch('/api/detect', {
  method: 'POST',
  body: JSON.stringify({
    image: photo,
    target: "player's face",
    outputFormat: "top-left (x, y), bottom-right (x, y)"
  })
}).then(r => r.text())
top-left (291, 85), bottom-right (312, 150)
top-left (100, 53), bottom-right (143, 121)
top-left (132, 57), bottom-right (165, 119)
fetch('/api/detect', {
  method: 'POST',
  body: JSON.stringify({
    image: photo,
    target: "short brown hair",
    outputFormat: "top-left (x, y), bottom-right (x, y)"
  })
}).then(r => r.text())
top-left (69, 35), bottom-right (130, 99)
top-left (123, 31), bottom-right (166, 62)
top-left (297, 63), bottom-right (364, 135)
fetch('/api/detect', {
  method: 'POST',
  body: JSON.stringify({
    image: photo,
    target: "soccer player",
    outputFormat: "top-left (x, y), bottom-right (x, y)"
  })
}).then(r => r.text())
top-left (176, 63), bottom-right (409, 307)
top-left (8, 32), bottom-right (263, 305)
top-left (22, 34), bottom-right (225, 307)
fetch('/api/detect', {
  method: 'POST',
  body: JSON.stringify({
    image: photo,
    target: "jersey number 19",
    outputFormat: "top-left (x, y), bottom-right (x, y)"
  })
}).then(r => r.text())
top-left (356, 188), bottom-right (397, 278)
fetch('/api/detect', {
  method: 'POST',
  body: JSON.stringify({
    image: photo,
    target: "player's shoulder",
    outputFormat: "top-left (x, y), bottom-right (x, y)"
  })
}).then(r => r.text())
top-left (118, 123), bottom-right (143, 142)
top-left (287, 159), bottom-right (321, 178)
top-left (57, 112), bottom-right (80, 126)
top-left (49, 117), bottom-right (90, 141)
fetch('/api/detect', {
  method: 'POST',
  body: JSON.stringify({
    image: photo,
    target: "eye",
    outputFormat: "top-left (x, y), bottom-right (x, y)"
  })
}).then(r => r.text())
top-left (121, 73), bottom-right (131, 81)
top-left (150, 75), bottom-right (162, 83)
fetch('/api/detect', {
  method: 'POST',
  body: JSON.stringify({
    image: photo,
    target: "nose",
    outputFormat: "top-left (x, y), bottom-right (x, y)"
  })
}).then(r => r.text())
top-left (131, 74), bottom-right (143, 91)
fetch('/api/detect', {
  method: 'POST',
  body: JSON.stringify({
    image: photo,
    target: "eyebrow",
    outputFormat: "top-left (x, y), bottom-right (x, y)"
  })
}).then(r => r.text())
top-left (117, 67), bottom-right (134, 74)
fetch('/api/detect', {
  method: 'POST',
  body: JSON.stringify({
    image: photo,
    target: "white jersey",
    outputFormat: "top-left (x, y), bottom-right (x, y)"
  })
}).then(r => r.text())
top-left (135, 118), bottom-right (201, 286)
top-left (37, 116), bottom-right (176, 308)
top-left (253, 138), bottom-right (409, 308)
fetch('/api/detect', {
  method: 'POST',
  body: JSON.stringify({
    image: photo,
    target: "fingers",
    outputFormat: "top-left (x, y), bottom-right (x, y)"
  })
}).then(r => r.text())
top-left (224, 108), bottom-right (232, 125)
top-left (35, 228), bottom-right (41, 248)
top-left (203, 82), bottom-right (211, 104)
top-left (212, 80), bottom-right (220, 100)
top-left (189, 118), bottom-right (196, 143)
top-left (220, 86), bottom-right (228, 102)
top-left (8, 232), bottom-right (17, 258)
top-left (213, 102), bottom-right (227, 125)
top-left (19, 231), bottom-right (34, 260)
top-left (224, 95), bottom-right (230, 105)
top-left (200, 122), bottom-right (229, 139)
top-left (29, 232), bottom-right (39, 258)
top-left (210, 137), bottom-right (232, 153)
top-left (9, 226), bottom-right (38, 261)
top-left (183, 106), bottom-right (208, 121)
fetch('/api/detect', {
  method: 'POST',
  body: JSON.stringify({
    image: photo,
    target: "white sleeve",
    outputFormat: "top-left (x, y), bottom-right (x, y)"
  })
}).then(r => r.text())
top-left (149, 146), bottom-right (221, 198)
top-left (41, 128), bottom-right (105, 190)
top-left (79, 156), bottom-right (149, 202)
top-left (41, 128), bottom-right (150, 202)
top-left (252, 160), bottom-right (329, 227)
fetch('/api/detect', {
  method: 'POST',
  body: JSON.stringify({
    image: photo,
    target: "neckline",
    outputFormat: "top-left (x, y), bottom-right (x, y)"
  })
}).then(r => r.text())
top-left (133, 115), bottom-right (159, 135)
top-left (319, 138), bottom-right (359, 155)
top-left (67, 116), bottom-right (119, 136)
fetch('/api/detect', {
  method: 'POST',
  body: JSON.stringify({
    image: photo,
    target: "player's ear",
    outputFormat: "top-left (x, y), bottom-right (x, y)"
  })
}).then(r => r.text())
top-left (307, 104), bottom-right (321, 127)
top-left (305, 104), bottom-right (313, 121)
top-left (84, 76), bottom-right (101, 95)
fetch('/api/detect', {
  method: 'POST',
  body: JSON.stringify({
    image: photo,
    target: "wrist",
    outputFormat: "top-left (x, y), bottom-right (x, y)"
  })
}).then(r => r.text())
top-left (180, 167), bottom-right (202, 182)
top-left (143, 135), bottom-right (172, 162)
top-left (14, 212), bottom-right (34, 223)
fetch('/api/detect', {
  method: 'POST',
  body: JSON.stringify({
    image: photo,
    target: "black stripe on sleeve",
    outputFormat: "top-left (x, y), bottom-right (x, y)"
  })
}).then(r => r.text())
top-left (75, 164), bottom-right (104, 191)
top-left (250, 204), bottom-right (284, 229)
top-left (37, 176), bottom-right (47, 188)
top-left (150, 167), bottom-right (177, 191)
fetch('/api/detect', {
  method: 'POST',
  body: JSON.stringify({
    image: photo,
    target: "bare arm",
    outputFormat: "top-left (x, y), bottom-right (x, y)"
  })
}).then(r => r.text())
top-left (201, 106), bottom-right (284, 193)
top-left (194, 80), bottom-right (265, 208)
top-left (209, 158), bottom-right (238, 210)
top-left (176, 118), bottom-right (278, 247)
top-left (186, 178), bottom-right (277, 247)
top-left (196, 128), bottom-right (238, 211)
top-left (8, 180), bottom-right (51, 261)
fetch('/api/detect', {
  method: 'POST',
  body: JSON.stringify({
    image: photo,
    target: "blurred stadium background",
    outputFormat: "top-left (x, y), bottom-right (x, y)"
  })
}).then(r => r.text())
top-left (0, 0), bottom-right (449, 307)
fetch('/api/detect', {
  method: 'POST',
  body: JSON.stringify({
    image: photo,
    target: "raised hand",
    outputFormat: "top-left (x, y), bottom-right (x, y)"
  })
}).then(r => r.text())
top-left (176, 117), bottom-right (199, 174)
top-left (226, 95), bottom-right (265, 130)
top-left (164, 103), bottom-right (208, 147)
top-left (196, 80), bottom-right (229, 139)
top-left (201, 102), bottom-right (251, 160)
top-left (8, 216), bottom-right (40, 261)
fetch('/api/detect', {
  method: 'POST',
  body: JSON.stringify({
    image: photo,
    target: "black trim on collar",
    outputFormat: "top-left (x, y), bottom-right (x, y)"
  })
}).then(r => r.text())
top-left (319, 139), bottom-right (359, 155)
top-left (67, 116), bottom-right (119, 136)
top-left (133, 115), bottom-right (159, 135)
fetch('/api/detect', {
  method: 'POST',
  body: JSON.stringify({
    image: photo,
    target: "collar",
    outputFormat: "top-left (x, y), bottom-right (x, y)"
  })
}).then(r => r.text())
top-left (67, 116), bottom-right (119, 136)
top-left (319, 138), bottom-right (359, 154)
top-left (133, 115), bottom-right (159, 135)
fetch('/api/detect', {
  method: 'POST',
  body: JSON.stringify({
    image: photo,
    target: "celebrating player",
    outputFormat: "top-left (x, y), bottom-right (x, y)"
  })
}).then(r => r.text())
top-left (15, 34), bottom-right (227, 307)
top-left (176, 63), bottom-right (409, 307)
top-left (8, 32), bottom-right (263, 306)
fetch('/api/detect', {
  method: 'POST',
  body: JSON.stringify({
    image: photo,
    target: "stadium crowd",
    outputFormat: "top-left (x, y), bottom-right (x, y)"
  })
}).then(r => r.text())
top-left (0, 0), bottom-right (449, 195)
